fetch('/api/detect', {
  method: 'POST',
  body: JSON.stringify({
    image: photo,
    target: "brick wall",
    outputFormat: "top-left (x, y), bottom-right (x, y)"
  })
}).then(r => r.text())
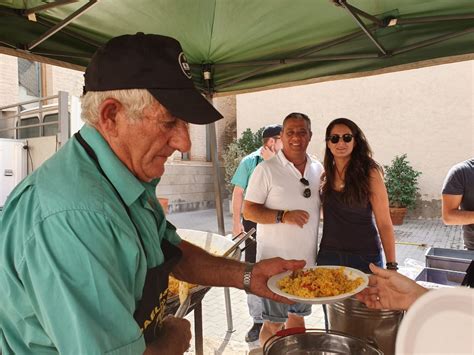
top-left (0, 55), bottom-right (19, 107)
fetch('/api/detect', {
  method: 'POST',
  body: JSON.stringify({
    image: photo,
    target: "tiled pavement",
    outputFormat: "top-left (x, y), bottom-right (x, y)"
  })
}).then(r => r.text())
top-left (168, 209), bottom-right (464, 354)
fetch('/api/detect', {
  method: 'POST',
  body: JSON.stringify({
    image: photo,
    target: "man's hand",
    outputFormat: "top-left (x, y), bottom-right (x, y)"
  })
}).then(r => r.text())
top-left (356, 263), bottom-right (428, 310)
top-left (261, 145), bottom-right (276, 160)
top-left (282, 210), bottom-right (309, 228)
top-left (145, 316), bottom-right (191, 355)
top-left (249, 257), bottom-right (306, 304)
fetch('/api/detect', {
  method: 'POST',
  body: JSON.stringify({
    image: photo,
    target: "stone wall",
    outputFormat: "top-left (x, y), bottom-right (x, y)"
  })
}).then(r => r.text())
top-left (156, 162), bottom-right (226, 213)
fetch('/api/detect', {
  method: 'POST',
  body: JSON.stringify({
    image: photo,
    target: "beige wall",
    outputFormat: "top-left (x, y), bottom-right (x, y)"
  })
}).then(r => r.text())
top-left (236, 61), bottom-right (474, 211)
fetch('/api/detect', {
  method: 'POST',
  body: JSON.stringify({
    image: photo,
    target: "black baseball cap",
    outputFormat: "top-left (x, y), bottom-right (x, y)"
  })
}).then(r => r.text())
top-left (84, 33), bottom-right (223, 125)
top-left (262, 124), bottom-right (282, 138)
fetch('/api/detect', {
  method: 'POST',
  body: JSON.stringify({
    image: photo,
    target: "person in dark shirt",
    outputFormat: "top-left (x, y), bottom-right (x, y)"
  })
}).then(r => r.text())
top-left (317, 118), bottom-right (396, 272)
top-left (442, 158), bottom-right (474, 250)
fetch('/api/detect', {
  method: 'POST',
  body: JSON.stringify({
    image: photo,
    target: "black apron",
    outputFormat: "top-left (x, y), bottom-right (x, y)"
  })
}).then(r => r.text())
top-left (75, 132), bottom-right (182, 343)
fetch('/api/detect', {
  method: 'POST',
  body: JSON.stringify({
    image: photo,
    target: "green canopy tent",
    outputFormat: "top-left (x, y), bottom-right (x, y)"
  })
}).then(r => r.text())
top-left (1, 0), bottom-right (473, 94)
top-left (1, 0), bottom-right (473, 349)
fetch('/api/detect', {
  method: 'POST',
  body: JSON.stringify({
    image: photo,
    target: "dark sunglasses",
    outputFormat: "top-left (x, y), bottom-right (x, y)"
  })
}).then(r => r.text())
top-left (300, 178), bottom-right (311, 198)
top-left (327, 134), bottom-right (354, 144)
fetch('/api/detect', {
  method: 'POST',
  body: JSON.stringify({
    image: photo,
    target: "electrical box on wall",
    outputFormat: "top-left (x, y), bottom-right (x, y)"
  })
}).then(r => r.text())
top-left (0, 138), bottom-right (27, 209)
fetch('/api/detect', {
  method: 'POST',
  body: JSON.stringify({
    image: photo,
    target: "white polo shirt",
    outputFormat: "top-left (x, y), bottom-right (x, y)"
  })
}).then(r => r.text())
top-left (245, 150), bottom-right (323, 266)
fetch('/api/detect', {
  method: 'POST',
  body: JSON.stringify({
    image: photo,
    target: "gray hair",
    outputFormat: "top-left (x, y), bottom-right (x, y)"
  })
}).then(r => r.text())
top-left (80, 89), bottom-right (156, 125)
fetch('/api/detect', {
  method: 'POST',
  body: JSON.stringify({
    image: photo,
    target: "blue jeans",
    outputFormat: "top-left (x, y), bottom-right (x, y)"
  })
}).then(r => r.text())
top-left (316, 249), bottom-right (383, 330)
top-left (261, 297), bottom-right (312, 323)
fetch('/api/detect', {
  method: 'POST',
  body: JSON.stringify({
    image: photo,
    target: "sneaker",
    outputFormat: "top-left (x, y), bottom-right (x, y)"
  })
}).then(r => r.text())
top-left (245, 322), bottom-right (263, 343)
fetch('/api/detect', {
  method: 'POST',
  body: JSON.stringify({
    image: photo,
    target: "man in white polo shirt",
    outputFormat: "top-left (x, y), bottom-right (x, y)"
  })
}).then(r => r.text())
top-left (243, 112), bottom-right (323, 346)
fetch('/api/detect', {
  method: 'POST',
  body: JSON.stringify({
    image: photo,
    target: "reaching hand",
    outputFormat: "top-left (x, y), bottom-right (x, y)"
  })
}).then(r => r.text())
top-left (261, 145), bottom-right (276, 160)
top-left (250, 257), bottom-right (306, 304)
top-left (356, 263), bottom-right (428, 310)
top-left (282, 210), bottom-right (309, 228)
top-left (145, 315), bottom-right (191, 355)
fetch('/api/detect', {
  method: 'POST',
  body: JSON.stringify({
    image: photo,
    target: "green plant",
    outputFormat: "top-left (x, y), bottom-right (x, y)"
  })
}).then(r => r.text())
top-left (384, 154), bottom-right (422, 209)
top-left (222, 127), bottom-right (264, 194)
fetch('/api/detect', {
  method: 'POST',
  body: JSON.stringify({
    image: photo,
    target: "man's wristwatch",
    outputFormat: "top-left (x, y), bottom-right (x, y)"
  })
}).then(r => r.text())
top-left (386, 262), bottom-right (398, 270)
top-left (276, 210), bottom-right (284, 223)
top-left (243, 262), bottom-right (254, 294)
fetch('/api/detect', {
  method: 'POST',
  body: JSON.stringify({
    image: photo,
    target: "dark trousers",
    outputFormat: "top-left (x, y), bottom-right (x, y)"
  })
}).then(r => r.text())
top-left (242, 218), bottom-right (257, 263)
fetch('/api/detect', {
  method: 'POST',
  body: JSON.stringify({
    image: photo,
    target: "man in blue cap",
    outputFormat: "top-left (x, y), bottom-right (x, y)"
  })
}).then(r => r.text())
top-left (231, 124), bottom-right (282, 342)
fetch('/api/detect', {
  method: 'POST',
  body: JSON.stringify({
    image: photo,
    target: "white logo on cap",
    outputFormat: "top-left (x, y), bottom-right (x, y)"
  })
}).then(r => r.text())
top-left (178, 52), bottom-right (192, 79)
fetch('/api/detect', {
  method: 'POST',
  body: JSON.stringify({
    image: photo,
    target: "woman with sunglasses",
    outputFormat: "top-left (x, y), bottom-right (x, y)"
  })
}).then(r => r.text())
top-left (317, 118), bottom-right (397, 274)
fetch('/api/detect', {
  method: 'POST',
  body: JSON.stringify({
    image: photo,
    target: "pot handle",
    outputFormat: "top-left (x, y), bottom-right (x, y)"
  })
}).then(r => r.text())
top-left (275, 327), bottom-right (306, 337)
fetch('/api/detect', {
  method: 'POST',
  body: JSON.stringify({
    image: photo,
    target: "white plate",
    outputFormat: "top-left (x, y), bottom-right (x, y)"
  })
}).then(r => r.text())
top-left (395, 287), bottom-right (474, 354)
top-left (267, 265), bottom-right (369, 304)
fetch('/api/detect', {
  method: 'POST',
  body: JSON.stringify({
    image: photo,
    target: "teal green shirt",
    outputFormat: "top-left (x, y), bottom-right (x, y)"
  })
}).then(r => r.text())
top-left (230, 148), bottom-right (262, 191)
top-left (0, 125), bottom-right (181, 354)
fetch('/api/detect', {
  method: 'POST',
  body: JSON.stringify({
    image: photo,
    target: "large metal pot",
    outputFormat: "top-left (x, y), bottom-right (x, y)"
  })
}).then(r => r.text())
top-left (328, 296), bottom-right (403, 355)
top-left (263, 328), bottom-right (383, 355)
top-left (165, 229), bottom-right (242, 316)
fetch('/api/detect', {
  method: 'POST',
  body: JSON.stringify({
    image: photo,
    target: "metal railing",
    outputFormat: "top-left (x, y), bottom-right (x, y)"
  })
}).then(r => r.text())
top-left (0, 91), bottom-right (70, 145)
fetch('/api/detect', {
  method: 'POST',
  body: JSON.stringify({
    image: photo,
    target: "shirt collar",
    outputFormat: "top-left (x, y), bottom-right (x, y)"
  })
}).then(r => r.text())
top-left (278, 149), bottom-right (311, 168)
top-left (277, 149), bottom-right (292, 166)
top-left (79, 124), bottom-right (151, 206)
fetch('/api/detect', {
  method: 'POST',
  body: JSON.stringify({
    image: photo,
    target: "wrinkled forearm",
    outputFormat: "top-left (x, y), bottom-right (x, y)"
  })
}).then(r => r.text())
top-left (172, 240), bottom-right (245, 289)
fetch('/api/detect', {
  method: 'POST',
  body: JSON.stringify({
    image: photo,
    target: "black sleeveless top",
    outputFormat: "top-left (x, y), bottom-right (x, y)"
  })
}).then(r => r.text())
top-left (320, 190), bottom-right (381, 254)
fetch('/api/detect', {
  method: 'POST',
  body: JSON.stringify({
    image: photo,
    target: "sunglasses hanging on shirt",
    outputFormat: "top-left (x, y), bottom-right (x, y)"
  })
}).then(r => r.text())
top-left (300, 178), bottom-right (311, 198)
top-left (327, 134), bottom-right (354, 144)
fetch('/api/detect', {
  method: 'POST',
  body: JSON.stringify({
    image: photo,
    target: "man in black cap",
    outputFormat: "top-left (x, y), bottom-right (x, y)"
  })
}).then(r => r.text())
top-left (0, 33), bottom-right (305, 354)
top-left (230, 124), bottom-right (282, 342)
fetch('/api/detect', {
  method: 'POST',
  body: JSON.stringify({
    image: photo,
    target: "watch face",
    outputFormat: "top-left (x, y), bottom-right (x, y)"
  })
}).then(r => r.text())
top-left (276, 210), bottom-right (284, 223)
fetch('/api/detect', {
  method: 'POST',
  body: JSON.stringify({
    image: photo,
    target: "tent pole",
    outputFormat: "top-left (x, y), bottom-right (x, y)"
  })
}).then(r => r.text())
top-left (23, 0), bottom-right (80, 16)
top-left (343, 2), bottom-right (384, 27)
top-left (203, 66), bottom-right (235, 333)
top-left (216, 25), bottom-right (374, 89)
top-left (394, 14), bottom-right (474, 25)
top-left (36, 16), bottom-right (101, 48)
top-left (337, 1), bottom-right (388, 55)
top-left (393, 27), bottom-right (474, 56)
top-left (26, 0), bottom-right (99, 50)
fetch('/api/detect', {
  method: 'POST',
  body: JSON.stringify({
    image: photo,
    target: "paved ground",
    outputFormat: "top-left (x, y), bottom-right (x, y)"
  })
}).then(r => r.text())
top-left (167, 208), bottom-right (464, 354)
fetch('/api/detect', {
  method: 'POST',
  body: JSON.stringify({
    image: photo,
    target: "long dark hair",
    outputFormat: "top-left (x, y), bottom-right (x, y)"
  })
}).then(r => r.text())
top-left (321, 118), bottom-right (381, 206)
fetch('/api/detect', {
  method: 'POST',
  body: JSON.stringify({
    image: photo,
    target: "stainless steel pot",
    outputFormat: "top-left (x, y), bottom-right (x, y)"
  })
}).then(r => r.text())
top-left (328, 296), bottom-right (403, 355)
top-left (263, 328), bottom-right (383, 355)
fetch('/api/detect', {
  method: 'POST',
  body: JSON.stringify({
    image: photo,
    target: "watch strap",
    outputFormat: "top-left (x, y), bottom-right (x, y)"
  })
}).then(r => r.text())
top-left (276, 210), bottom-right (284, 223)
top-left (243, 262), bottom-right (254, 293)
top-left (386, 262), bottom-right (399, 270)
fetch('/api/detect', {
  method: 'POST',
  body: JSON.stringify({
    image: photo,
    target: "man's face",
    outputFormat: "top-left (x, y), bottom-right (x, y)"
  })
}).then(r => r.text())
top-left (114, 100), bottom-right (191, 182)
top-left (281, 118), bottom-right (312, 155)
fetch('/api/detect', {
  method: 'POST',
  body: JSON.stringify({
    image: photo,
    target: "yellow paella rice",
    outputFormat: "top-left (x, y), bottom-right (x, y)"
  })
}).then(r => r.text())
top-left (278, 267), bottom-right (363, 298)
top-left (168, 275), bottom-right (197, 296)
